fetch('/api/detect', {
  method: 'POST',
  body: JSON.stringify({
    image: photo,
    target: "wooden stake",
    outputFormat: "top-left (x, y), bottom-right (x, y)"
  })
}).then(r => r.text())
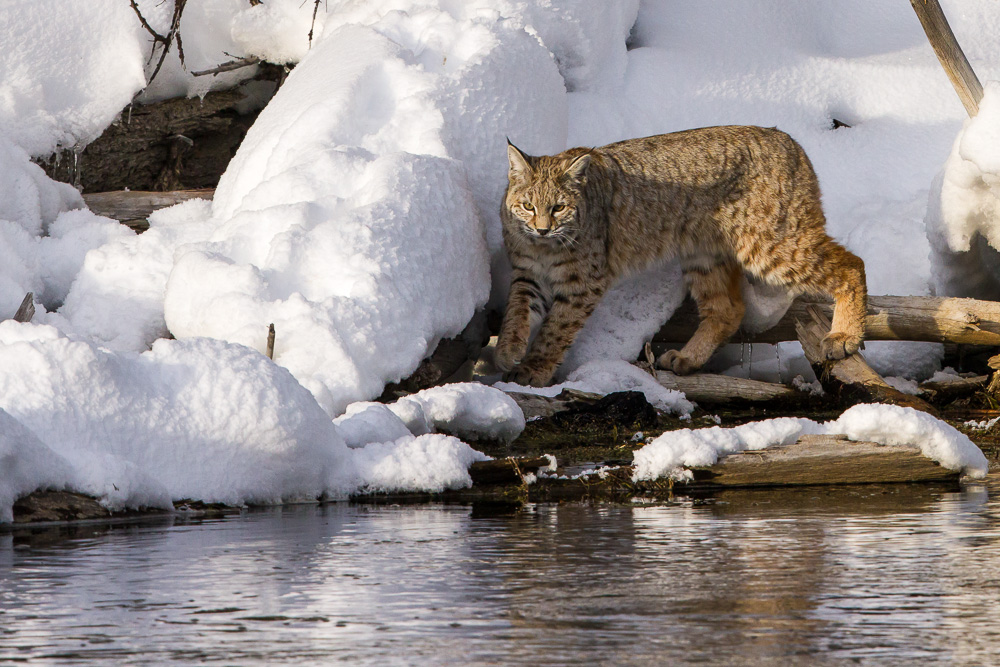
top-left (12, 293), bottom-right (34, 323)
top-left (266, 323), bottom-right (275, 359)
top-left (909, 0), bottom-right (984, 116)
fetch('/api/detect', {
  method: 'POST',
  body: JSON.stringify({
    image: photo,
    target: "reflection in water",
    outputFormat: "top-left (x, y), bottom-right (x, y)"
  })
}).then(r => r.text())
top-left (1, 480), bottom-right (1000, 665)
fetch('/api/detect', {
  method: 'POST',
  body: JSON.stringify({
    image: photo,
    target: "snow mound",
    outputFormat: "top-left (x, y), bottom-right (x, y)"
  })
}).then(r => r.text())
top-left (351, 434), bottom-right (490, 494)
top-left (633, 403), bottom-right (988, 482)
top-left (0, 323), bottom-right (356, 511)
top-left (334, 403), bottom-right (413, 450)
top-left (396, 383), bottom-right (525, 443)
top-left (335, 382), bottom-right (524, 447)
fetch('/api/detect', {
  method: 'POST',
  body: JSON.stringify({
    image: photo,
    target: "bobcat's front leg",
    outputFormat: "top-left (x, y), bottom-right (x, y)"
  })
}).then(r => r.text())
top-left (505, 286), bottom-right (605, 386)
top-left (496, 274), bottom-right (549, 373)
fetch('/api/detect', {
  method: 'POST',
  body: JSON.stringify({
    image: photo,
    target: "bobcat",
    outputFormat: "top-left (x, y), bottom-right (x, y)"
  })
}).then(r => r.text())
top-left (495, 125), bottom-right (867, 387)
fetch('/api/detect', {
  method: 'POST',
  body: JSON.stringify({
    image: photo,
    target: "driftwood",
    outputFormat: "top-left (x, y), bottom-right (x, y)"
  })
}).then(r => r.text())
top-left (653, 369), bottom-right (800, 403)
top-left (656, 294), bottom-right (1000, 347)
top-left (796, 304), bottom-right (938, 415)
top-left (683, 434), bottom-right (960, 488)
top-left (12, 293), bottom-right (34, 323)
top-left (909, 0), bottom-right (983, 116)
top-left (505, 388), bottom-right (603, 420)
top-left (919, 374), bottom-right (988, 402)
top-left (82, 188), bottom-right (215, 232)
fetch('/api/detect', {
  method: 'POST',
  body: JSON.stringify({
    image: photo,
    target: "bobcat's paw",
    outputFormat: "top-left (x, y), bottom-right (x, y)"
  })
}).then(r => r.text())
top-left (494, 338), bottom-right (527, 373)
top-left (655, 350), bottom-right (699, 376)
top-left (503, 362), bottom-right (554, 388)
top-left (820, 331), bottom-right (862, 361)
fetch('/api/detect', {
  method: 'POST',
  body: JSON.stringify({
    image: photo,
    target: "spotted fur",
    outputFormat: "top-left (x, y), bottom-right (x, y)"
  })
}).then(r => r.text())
top-left (496, 126), bottom-right (867, 386)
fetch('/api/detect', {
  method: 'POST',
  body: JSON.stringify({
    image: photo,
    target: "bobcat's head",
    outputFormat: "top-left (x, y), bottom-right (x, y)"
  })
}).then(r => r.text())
top-left (504, 141), bottom-right (591, 243)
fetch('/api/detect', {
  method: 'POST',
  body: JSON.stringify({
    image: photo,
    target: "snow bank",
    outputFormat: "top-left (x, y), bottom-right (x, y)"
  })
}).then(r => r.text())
top-left (927, 82), bottom-right (1000, 299)
top-left (0, 321), bottom-right (520, 521)
top-left (0, 323), bottom-right (356, 511)
top-left (633, 403), bottom-right (988, 482)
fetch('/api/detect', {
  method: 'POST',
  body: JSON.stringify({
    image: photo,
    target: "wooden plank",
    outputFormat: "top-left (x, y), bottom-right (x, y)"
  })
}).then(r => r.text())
top-left (655, 294), bottom-right (1000, 347)
top-left (83, 188), bottom-right (215, 232)
top-left (684, 434), bottom-right (959, 487)
top-left (909, 0), bottom-right (983, 117)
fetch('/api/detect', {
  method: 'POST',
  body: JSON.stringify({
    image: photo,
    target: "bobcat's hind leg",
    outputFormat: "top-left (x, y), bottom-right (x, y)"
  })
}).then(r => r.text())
top-left (657, 261), bottom-right (745, 375)
top-left (815, 243), bottom-right (867, 360)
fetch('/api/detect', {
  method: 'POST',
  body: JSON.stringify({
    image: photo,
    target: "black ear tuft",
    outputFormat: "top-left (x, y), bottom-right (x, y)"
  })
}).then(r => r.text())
top-left (507, 142), bottom-right (532, 178)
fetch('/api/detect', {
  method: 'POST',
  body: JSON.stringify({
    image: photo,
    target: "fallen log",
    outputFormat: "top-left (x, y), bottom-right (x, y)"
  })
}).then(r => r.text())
top-left (795, 304), bottom-right (938, 415)
top-left (683, 434), bottom-right (960, 487)
top-left (83, 188), bottom-right (215, 232)
top-left (656, 295), bottom-right (1000, 347)
top-left (653, 369), bottom-right (801, 404)
top-left (39, 85), bottom-right (274, 193)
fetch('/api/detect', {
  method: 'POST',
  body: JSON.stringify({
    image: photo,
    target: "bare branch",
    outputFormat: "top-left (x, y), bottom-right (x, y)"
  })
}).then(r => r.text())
top-left (308, 0), bottom-right (324, 49)
top-left (191, 56), bottom-right (261, 77)
top-left (129, 0), bottom-right (165, 42)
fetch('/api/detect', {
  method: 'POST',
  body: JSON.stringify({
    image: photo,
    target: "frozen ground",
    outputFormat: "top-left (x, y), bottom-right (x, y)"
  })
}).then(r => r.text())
top-left (0, 0), bottom-right (996, 518)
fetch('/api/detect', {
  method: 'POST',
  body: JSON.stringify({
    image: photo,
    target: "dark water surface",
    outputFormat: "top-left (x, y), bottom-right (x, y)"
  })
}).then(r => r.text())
top-left (3, 478), bottom-right (1000, 666)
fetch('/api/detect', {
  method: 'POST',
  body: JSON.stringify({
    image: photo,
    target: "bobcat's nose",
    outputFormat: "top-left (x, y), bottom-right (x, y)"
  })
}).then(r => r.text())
top-left (537, 228), bottom-right (550, 236)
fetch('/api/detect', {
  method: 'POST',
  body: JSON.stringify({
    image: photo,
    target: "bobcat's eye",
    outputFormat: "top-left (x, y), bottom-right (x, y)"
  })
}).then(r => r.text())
top-left (522, 202), bottom-right (534, 211)
top-left (552, 204), bottom-right (566, 213)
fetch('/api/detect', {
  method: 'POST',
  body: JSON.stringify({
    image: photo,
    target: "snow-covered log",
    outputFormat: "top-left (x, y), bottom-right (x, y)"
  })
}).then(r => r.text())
top-left (683, 434), bottom-right (960, 488)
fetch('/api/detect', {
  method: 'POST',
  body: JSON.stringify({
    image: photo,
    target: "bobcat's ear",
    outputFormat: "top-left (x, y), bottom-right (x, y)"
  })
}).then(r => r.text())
top-left (564, 153), bottom-right (591, 182)
top-left (507, 141), bottom-right (532, 180)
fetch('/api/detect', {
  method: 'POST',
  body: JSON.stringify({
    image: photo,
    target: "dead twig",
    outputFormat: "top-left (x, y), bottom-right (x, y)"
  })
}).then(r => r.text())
top-left (308, 0), bottom-right (325, 49)
top-left (192, 56), bottom-right (261, 77)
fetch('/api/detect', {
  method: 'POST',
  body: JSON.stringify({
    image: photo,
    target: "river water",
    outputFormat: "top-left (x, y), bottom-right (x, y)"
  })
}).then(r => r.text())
top-left (2, 478), bottom-right (1000, 666)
